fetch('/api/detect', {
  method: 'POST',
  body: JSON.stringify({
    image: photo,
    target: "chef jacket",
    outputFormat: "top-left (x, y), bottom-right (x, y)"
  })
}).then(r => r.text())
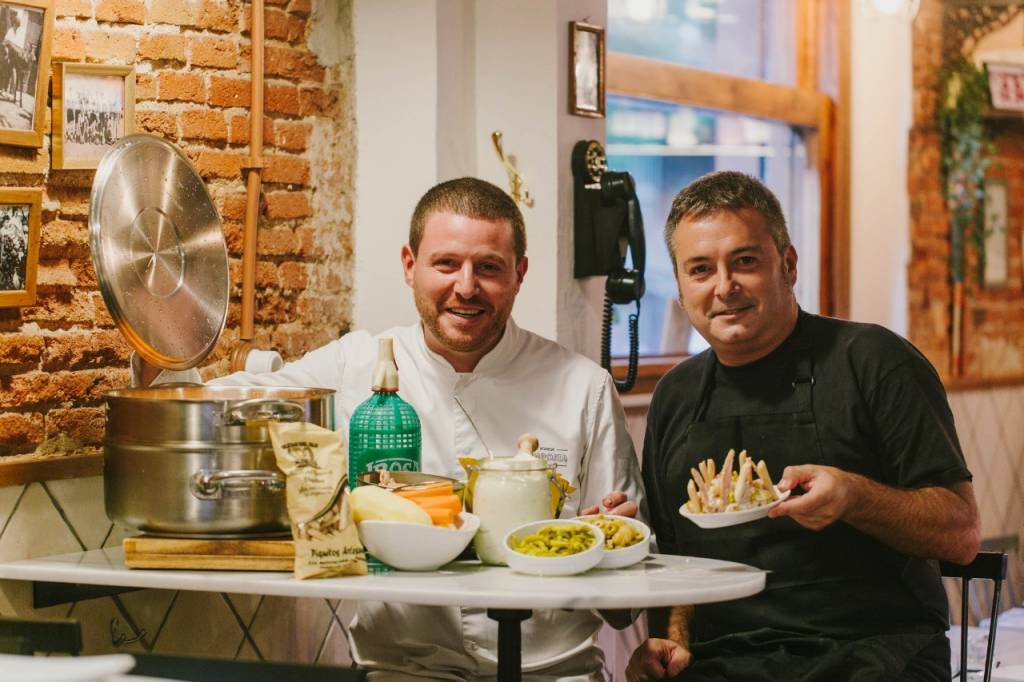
top-left (204, 319), bottom-right (646, 679)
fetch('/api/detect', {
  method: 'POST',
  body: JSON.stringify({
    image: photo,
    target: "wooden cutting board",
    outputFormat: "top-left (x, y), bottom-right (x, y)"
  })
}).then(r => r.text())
top-left (123, 536), bottom-right (294, 571)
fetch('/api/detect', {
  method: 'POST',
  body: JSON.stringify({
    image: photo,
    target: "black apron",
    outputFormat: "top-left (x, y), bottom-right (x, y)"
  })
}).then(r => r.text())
top-left (661, 330), bottom-right (949, 682)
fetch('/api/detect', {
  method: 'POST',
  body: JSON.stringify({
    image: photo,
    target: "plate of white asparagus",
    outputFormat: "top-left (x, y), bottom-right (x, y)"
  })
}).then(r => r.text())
top-left (678, 448), bottom-right (790, 529)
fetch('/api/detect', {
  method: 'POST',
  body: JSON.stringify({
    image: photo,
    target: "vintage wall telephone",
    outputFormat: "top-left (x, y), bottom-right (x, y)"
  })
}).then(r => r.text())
top-left (572, 140), bottom-right (645, 392)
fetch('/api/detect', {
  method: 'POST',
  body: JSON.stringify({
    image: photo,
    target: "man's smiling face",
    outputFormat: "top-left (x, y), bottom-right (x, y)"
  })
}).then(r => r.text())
top-left (402, 210), bottom-right (527, 371)
top-left (672, 208), bottom-right (798, 366)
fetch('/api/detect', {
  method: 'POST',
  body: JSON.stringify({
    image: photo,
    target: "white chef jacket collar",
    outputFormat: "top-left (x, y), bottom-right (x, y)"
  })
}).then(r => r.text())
top-left (414, 319), bottom-right (522, 377)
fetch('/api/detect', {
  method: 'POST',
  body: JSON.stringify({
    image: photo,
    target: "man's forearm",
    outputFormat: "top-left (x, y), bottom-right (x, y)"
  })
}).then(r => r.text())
top-left (842, 476), bottom-right (980, 565)
top-left (666, 605), bottom-right (693, 648)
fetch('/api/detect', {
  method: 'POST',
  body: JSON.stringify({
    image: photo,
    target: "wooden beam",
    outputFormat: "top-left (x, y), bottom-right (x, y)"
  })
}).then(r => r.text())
top-left (607, 53), bottom-right (821, 128)
top-left (831, 0), bottom-right (852, 319)
top-left (0, 452), bottom-right (104, 487)
top-left (796, 0), bottom-right (819, 90)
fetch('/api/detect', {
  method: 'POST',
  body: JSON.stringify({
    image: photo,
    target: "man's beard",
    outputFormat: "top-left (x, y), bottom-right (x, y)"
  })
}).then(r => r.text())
top-left (414, 293), bottom-right (511, 354)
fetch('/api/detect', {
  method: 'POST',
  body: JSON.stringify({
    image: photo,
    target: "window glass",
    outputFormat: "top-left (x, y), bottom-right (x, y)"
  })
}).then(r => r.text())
top-left (607, 0), bottom-right (796, 86)
top-left (606, 94), bottom-right (818, 357)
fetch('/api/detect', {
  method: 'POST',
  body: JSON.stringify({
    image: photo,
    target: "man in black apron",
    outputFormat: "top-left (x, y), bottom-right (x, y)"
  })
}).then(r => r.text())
top-left (628, 171), bottom-right (980, 681)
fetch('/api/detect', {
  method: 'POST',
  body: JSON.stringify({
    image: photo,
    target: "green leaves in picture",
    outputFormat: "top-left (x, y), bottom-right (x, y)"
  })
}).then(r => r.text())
top-left (937, 57), bottom-right (996, 285)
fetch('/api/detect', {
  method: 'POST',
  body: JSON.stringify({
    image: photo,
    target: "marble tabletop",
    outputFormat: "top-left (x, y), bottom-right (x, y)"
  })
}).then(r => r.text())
top-left (0, 548), bottom-right (765, 610)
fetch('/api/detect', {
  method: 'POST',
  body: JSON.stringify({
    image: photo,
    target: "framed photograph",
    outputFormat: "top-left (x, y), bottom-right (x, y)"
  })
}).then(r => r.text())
top-left (53, 62), bottom-right (135, 169)
top-left (569, 21), bottom-right (605, 118)
top-left (983, 179), bottom-right (1008, 288)
top-left (0, 0), bottom-right (52, 148)
top-left (0, 188), bottom-right (41, 308)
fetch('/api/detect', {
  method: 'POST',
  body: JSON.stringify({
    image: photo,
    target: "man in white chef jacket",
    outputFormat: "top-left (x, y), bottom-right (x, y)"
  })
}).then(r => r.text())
top-left (138, 177), bottom-right (645, 680)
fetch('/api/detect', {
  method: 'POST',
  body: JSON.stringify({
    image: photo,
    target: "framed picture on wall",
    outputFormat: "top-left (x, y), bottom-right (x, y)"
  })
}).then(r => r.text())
top-left (53, 62), bottom-right (135, 169)
top-left (0, 188), bottom-right (41, 308)
top-left (0, 0), bottom-right (52, 148)
top-left (983, 179), bottom-right (1008, 289)
top-left (569, 21), bottom-right (605, 118)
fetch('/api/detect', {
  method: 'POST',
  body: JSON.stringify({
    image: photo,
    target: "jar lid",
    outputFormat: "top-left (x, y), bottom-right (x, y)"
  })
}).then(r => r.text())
top-left (89, 134), bottom-right (229, 371)
top-left (479, 456), bottom-right (551, 472)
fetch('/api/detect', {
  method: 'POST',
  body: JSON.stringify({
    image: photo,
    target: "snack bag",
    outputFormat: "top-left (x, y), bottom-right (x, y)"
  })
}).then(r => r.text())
top-left (270, 421), bottom-right (367, 579)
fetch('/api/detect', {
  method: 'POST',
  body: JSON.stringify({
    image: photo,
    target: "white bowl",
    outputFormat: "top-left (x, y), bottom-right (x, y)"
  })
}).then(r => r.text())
top-left (357, 512), bottom-right (479, 571)
top-left (503, 519), bottom-right (605, 576)
top-left (678, 487), bottom-right (791, 529)
top-left (575, 514), bottom-right (651, 569)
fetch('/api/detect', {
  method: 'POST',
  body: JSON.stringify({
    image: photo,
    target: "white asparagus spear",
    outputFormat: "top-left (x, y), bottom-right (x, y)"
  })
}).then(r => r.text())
top-left (687, 479), bottom-right (703, 513)
top-left (691, 467), bottom-right (711, 508)
top-left (756, 459), bottom-right (778, 501)
top-left (707, 458), bottom-right (716, 480)
top-left (734, 461), bottom-right (753, 506)
top-left (739, 449), bottom-right (748, 470)
top-left (717, 449), bottom-right (735, 512)
top-left (698, 460), bottom-right (711, 488)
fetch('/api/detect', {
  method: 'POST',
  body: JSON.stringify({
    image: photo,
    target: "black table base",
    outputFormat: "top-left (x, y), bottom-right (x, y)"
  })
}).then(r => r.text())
top-left (487, 608), bottom-right (532, 681)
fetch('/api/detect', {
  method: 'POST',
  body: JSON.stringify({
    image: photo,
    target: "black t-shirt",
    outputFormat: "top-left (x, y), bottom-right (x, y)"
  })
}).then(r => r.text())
top-left (643, 311), bottom-right (972, 632)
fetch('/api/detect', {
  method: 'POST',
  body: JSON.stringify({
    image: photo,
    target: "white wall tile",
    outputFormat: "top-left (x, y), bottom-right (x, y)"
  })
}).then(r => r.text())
top-left (151, 591), bottom-right (245, 657)
top-left (247, 596), bottom-right (334, 663)
top-left (44, 477), bottom-right (111, 550)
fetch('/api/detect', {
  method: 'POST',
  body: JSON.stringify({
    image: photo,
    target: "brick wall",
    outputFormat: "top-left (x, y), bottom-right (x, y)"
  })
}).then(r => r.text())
top-left (0, 0), bottom-right (354, 456)
top-left (909, 0), bottom-right (1024, 380)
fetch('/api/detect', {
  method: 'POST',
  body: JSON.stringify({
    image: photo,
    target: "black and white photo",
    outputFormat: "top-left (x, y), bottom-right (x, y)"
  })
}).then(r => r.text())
top-left (53, 62), bottom-right (134, 169)
top-left (0, 0), bottom-right (50, 147)
top-left (0, 189), bottom-right (40, 308)
top-left (569, 21), bottom-right (605, 118)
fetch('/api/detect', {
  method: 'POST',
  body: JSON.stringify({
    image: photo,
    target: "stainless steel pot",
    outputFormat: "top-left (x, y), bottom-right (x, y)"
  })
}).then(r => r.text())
top-left (104, 384), bottom-right (335, 538)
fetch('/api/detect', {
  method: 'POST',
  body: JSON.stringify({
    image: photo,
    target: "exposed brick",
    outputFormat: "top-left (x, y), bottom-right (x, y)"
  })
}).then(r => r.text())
top-left (288, 0), bottom-right (312, 18)
top-left (265, 191), bottom-right (311, 219)
top-left (190, 35), bottom-right (238, 68)
top-left (0, 146), bottom-right (48, 175)
top-left (21, 289), bottom-right (99, 326)
top-left (180, 109), bottom-right (228, 142)
top-left (298, 85), bottom-right (337, 117)
top-left (0, 334), bottom-right (43, 376)
top-left (135, 109), bottom-right (178, 138)
top-left (69, 259), bottom-right (97, 288)
top-left (272, 328), bottom-right (329, 359)
top-left (40, 219), bottom-right (89, 260)
top-left (278, 261), bottom-right (307, 289)
top-left (258, 227), bottom-right (298, 256)
top-left (43, 330), bottom-right (130, 371)
top-left (274, 120), bottom-right (310, 151)
top-left (221, 193), bottom-right (247, 221)
top-left (138, 32), bottom-right (187, 63)
top-left (265, 45), bottom-right (324, 82)
top-left (265, 84), bottom-right (300, 116)
top-left (262, 154), bottom-right (309, 186)
top-left (222, 221), bottom-right (243, 256)
top-left (36, 261), bottom-right (79, 289)
top-left (148, 0), bottom-right (198, 26)
top-left (197, 0), bottom-right (237, 32)
top-left (191, 149), bottom-right (244, 179)
top-left (226, 113), bottom-right (274, 146)
top-left (82, 29), bottom-right (136, 62)
top-left (0, 412), bottom-right (44, 453)
top-left (95, 0), bottom-right (144, 24)
top-left (45, 406), bottom-right (106, 445)
top-left (52, 27), bottom-right (85, 61)
top-left (208, 76), bottom-right (250, 108)
top-left (55, 0), bottom-right (92, 18)
top-left (135, 73), bottom-right (157, 100)
top-left (158, 71), bottom-right (205, 103)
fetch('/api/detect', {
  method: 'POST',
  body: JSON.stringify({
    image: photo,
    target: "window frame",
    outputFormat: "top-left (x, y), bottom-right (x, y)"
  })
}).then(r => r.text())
top-left (608, 0), bottom-right (850, 391)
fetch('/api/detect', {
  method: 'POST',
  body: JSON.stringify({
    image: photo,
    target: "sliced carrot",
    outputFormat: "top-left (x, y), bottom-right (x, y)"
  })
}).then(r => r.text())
top-left (413, 496), bottom-right (461, 512)
top-left (424, 507), bottom-right (456, 526)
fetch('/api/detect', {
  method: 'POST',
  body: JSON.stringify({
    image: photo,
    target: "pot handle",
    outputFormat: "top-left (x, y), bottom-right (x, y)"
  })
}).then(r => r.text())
top-left (224, 398), bottom-right (305, 425)
top-left (190, 469), bottom-right (286, 500)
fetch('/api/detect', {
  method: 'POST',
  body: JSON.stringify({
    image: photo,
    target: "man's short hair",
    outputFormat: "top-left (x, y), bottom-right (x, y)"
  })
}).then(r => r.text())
top-left (664, 171), bottom-right (791, 265)
top-left (409, 178), bottom-right (526, 261)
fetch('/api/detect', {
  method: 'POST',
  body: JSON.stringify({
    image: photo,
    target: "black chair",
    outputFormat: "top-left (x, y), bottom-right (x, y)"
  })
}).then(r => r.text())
top-left (941, 551), bottom-right (1008, 682)
top-left (0, 616), bottom-right (82, 656)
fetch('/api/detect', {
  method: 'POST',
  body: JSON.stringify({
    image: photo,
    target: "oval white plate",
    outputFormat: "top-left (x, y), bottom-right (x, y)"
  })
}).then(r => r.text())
top-left (678, 488), bottom-right (791, 529)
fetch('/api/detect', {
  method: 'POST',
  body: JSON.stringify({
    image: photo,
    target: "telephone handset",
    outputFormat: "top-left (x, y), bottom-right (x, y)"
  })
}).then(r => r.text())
top-left (571, 140), bottom-right (645, 392)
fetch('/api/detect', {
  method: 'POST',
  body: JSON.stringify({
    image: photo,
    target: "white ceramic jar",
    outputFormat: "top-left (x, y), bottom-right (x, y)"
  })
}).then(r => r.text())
top-left (471, 458), bottom-right (556, 565)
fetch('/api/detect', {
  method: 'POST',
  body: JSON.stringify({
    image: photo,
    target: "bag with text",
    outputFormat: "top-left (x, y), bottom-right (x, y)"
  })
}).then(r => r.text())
top-left (269, 421), bottom-right (367, 579)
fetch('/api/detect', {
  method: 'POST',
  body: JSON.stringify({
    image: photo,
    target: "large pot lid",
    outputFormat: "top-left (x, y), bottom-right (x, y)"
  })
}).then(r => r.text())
top-left (89, 134), bottom-right (229, 371)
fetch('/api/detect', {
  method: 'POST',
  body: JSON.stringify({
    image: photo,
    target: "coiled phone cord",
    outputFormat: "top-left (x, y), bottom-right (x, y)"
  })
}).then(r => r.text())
top-left (601, 293), bottom-right (640, 393)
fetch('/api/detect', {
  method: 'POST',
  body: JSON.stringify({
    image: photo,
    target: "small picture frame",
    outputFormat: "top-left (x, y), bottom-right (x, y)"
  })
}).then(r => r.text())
top-left (0, 188), bottom-right (42, 308)
top-left (983, 179), bottom-right (1008, 289)
top-left (0, 0), bottom-right (52, 148)
top-left (52, 62), bottom-right (135, 169)
top-left (569, 21), bottom-right (605, 118)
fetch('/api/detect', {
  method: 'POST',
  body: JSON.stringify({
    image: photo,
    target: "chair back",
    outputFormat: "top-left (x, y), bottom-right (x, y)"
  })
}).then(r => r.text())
top-left (941, 551), bottom-right (1008, 682)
